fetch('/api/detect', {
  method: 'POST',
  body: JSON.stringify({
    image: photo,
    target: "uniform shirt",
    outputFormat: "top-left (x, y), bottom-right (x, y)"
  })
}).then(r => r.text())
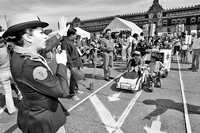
top-left (10, 50), bottom-right (69, 133)
top-left (100, 38), bottom-right (115, 52)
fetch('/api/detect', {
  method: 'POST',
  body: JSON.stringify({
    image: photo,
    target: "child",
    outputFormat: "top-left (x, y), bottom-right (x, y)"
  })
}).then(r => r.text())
top-left (148, 52), bottom-right (164, 89)
top-left (127, 51), bottom-right (143, 76)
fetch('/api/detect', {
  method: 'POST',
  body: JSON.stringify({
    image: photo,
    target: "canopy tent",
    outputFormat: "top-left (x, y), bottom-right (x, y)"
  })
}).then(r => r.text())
top-left (0, 15), bottom-right (8, 31)
top-left (75, 27), bottom-right (90, 39)
top-left (104, 17), bottom-right (142, 35)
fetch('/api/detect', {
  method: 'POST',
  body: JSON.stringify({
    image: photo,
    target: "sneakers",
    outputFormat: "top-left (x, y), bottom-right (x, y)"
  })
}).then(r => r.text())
top-left (77, 90), bottom-right (84, 94)
top-left (104, 78), bottom-right (110, 81)
top-left (72, 95), bottom-right (80, 101)
top-left (109, 77), bottom-right (114, 80)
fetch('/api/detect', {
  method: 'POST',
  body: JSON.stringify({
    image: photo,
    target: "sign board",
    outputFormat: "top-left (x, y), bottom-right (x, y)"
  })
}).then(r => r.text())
top-left (149, 24), bottom-right (156, 37)
top-left (143, 24), bottom-right (149, 37)
top-left (185, 35), bottom-right (192, 45)
top-left (176, 24), bottom-right (184, 34)
top-left (159, 49), bottom-right (172, 71)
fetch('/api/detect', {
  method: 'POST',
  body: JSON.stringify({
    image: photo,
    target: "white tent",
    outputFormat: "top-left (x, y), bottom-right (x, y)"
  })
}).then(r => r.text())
top-left (0, 15), bottom-right (7, 31)
top-left (104, 17), bottom-right (142, 35)
top-left (75, 27), bottom-right (90, 39)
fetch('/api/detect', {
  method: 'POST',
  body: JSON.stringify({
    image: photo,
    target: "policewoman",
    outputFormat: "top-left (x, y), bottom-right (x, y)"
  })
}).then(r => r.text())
top-left (2, 14), bottom-right (70, 133)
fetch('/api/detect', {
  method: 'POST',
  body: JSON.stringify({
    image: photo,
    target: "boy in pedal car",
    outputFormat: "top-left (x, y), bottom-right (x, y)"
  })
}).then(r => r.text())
top-left (148, 52), bottom-right (164, 89)
top-left (127, 51), bottom-right (143, 77)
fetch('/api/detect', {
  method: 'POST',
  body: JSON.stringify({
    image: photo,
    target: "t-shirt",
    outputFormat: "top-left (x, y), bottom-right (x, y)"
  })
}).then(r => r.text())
top-left (100, 38), bottom-right (115, 52)
top-left (192, 37), bottom-right (200, 50)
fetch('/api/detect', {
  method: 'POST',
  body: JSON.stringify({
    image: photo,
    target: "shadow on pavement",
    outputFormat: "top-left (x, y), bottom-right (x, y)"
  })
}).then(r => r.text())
top-left (170, 67), bottom-right (191, 72)
top-left (84, 74), bottom-right (104, 80)
top-left (114, 67), bottom-right (127, 73)
top-left (83, 63), bottom-right (94, 68)
top-left (143, 99), bottom-right (200, 120)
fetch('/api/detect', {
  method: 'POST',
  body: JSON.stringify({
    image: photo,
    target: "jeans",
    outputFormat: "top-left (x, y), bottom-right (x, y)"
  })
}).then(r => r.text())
top-left (192, 50), bottom-right (200, 71)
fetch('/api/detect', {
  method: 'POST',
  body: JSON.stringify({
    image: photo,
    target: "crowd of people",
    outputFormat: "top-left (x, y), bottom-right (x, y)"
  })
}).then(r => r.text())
top-left (0, 13), bottom-right (200, 133)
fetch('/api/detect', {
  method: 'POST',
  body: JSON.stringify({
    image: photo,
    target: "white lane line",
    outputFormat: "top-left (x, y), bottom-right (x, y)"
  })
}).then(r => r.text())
top-left (177, 56), bottom-right (192, 133)
top-left (68, 71), bottom-right (127, 112)
top-left (116, 91), bottom-right (142, 127)
top-left (115, 90), bottom-right (142, 131)
top-left (90, 95), bottom-right (124, 133)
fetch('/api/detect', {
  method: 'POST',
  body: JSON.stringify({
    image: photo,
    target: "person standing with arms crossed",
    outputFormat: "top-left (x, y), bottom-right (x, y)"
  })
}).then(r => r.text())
top-left (100, 29), bottom-right (115, 81)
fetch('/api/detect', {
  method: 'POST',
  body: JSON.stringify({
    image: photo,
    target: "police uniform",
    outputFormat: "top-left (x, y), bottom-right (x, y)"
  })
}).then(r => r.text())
top-left (2, 13), bottom-right (71, 133)
top-left (10, 49), bottom-right (69, 133)
top-left (100, 38), bottom-right (115, 80)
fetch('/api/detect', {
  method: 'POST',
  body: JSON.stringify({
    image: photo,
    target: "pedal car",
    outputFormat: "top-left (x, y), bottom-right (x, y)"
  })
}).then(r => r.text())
top-left (116, 70), bottom-right (143, 92)
top-left (144, 49), bottom-right (171, 78)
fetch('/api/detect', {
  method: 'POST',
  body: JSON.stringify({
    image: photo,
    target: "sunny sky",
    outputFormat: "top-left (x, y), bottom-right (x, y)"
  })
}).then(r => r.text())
top-left (0, 0), bottom-right (200, 29)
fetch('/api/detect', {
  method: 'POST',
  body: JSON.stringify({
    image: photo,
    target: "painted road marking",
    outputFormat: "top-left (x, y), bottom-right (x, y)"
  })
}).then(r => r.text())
top-left (1, 69), bottom-right (127, 133)
top-left (0, 106), bottom-right (6, 115)
top-left (114, 90), bottom-right (143, 132)
top-left (68, 71), bottom-right (127, 112)
top-left (144, 116), bottom-right (167, 133)
top-left (177, 56), bottom-right (192, 133)
top-left (90, 95), bottom-right (124, 133)
top-left (108, 93), bottom-right (121, 102)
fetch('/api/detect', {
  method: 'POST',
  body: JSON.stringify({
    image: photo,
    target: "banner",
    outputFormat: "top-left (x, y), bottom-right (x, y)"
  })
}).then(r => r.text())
top-left (0, 15), bottom-right (8, 31)
top-left (176, 24), bottom-right (184, 33)
top-left (159, 49), bottom-right (172, 71)
top-left (149, 24), bottom-right (156, 37)
top-left (143, 24), bottom-right (149, 37)
top-left (185, 35), bottom-right (192, 45)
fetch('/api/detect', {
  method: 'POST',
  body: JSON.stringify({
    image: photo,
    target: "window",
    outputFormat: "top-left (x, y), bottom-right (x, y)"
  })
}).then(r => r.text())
top-left (177, 19), bottom-right (181, 24)
top-left (163, 20), bottom-right (168, 26)
top-left (198, 17), bottom-right (200, 23)
top-left (182, 18), bottom-right (186, 24)
top-left (171, 19), bottom-right (176, 25)
top-left (191, 17), bottom-right (196, 24)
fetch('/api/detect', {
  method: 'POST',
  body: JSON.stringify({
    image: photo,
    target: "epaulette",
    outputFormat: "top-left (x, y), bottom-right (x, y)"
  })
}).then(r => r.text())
top-left (21, 53), bottom-right (53, 74)
top-left (21, 53), bottom-right (43, 62)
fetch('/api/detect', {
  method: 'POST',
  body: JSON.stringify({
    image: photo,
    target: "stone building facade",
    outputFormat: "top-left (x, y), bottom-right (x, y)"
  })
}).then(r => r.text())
top-left (71, 0), bottom-right (200, 34)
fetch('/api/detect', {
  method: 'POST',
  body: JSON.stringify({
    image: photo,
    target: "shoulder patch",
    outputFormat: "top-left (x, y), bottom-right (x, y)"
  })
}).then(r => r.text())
top-left (33, 66), bottom-right (48, 80)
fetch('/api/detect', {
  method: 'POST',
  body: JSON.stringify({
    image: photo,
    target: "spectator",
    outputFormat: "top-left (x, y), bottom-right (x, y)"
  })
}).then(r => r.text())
top-left (100, 29), bottom-right (115, 81)
top-left (191, 32), bottom-right (200, 72)
top-left (61, 28), bottom-right (84, 101)
top-left (119, 33), bottom-right (129, 61)
top-left (0, 33), bottom-right (17, 114)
